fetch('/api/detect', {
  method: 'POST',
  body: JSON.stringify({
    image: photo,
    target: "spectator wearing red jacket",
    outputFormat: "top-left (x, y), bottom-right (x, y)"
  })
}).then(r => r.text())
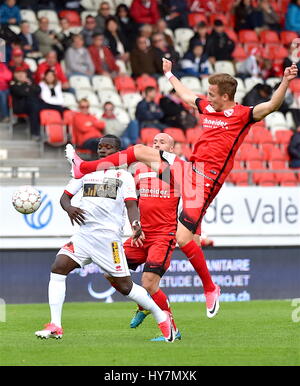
top-left (73, 98), bottom-right (105, 153)
top-left (130, 0), bottom-right (160, 26)
top-left (0, 62), bottom-right (12, 121)
top-left (88, 33), bottom-right (120, 77)
top-left (35, 51), bottom-right (70, 91)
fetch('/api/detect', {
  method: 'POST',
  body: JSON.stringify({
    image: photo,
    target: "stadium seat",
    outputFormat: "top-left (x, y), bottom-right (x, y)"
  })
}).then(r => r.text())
top-left (140, 128), bottom-right (161, 144)
top-left (275, 172), bottom-right (298, 186)
top-left (59, 10), bottom-right (82, 26)
top-left (252, 171), bottom-right (277, 186)
top-left (244, 77), bottom-right (264, 92)
top-left (289, 78), bottom-right (300, 94)
top-left (69, 75), bottom-right (92, 91)
top-left (264, 111), bottom-right (289, 132)
top-left (214, 61), bottom-right (236, 76)
top-left (280, 31), bottom-right (298, 46)
top-left (224, 28), bottom-right (238, 43)
top-left (238, 144), bottom-right (263, 161)
top-left (40, 110), bottom-right (67, 147)
top-left (97, 90), bottom-right (123, 108)
top-left (229, 170), bottom-right (249, 186)
top-left (232, 45), bottom-right (247, 62)
top-left (244, 42), bottom-right (262, 55)
top-left (259, 30), bottom-right (280, 44)
top-left (24, 58), bottom-right (37, 73)
top-left (251, 126), bottom-right (274, 145)
top-left (163, 128), bottom-right (186, 143)
top-left (235, 90), bottom-right (246, 104)
top-left (158, 76), bottom-right (174, 95)
top-left (136, 75), bottom-right (157, 92)
top-left (181, 77), bottom-right (202, 93)
top-left (37, 10), bottom-right (60, 25)
top-left (113, 107), bottom-right (130, 125)
top-left (188, 13), bottom-right (207, 27)
top-left (261, 144), bottom-right (286, 161)
top-left (246, 160), bottom-right (266, 170)
top-left (235, 77), bottom-right (246, 93)
top-left (40, 110), bottom-right (63, 126)
top-left (265, 77), bottom-right (281, 88)
top-left (174, 28), bottom-right (194, 52)
top-left (75, 90), bottom-right (100, 107)
top-left (269, 160), bottom-right (288, 170)
top-left (264, 44), bottom-right (288, 60)
top-left (238, 30), bottom-right (259, 43)
top-left (92, 75), bottom-right (115, 92)
top-left (114, 75), bottom-right (137, 94)
top-left (275, 130), bottom-right (294, 146)
top-left (20, 9), bottom-right (38, 32)
top-left (62, 92), bottom-right (77, 108)
top-left (122, 93), bottom-right (142, 110)
top-left (185, 127), bottom-right (203, 144)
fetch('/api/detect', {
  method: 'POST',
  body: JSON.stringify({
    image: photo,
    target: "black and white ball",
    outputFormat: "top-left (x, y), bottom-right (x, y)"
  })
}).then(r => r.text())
top-left (12, 186), bottom-right (42, 214)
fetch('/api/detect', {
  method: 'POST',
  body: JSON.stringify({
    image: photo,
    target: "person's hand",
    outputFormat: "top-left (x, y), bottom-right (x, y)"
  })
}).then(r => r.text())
top-left (162, 57), bottom-right (172, 73)
top-left (131, 220), bottom-right (145, 247)
top-left (66, 206), bottom-right (86, 226)
top-left (9, 18), bottom-right (16, 24)
top-left (283, 63), bottom-right (298, 82)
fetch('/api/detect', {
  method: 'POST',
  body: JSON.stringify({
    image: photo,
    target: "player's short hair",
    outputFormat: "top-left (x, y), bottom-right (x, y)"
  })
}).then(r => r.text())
top-left (101, 134), bottom-right (121, 150)
top-left (208, 73), bottom-right (237, 101)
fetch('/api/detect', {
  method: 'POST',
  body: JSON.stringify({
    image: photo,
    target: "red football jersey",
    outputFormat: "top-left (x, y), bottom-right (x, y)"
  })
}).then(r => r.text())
top-left (134, 163), bottom-right (180, 235)
top-left (191, 99), bottom-right (255, 185)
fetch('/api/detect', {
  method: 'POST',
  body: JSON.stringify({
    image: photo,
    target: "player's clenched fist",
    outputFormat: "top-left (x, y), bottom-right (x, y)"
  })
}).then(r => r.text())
top-left (283, 63), bottom-right (298, 81)
top-left (162, 57), bottom-right (172, 73)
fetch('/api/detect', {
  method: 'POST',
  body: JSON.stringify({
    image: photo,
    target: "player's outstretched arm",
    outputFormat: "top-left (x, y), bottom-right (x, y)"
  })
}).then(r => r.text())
top-left (252, 63), bottom-right (298, 122)
top-left (162, 58), bottom-right (198, 109)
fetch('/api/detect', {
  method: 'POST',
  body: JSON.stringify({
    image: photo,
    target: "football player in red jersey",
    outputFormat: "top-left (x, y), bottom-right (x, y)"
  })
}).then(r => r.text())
top-left (66, 59), bottom-right (298, 318)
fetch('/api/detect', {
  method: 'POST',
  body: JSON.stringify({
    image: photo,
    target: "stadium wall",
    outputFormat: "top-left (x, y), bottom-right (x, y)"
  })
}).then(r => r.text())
top-left (0, 247), bottom-right (299, 304)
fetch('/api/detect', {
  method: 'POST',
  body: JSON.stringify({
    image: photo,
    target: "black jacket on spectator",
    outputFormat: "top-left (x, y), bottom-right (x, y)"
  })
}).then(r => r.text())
top-left (242, 84), bottom-right (272, 106)
top-left (18, 32), bottom-right (39, 52)
top-left (159, 95), bottom-right (197, 130)
top-left (10, 80), bottom-right (41, 113)
top-left (206, 31), bottom-right (235, 61)
top-left (152, 46), bottom-right (180, 75)
top-left (135, 99), bottom-right (164, 128)
top-left (104, 30), bottom-right (130, 57)
top-left (288, 131), bottom-right (300, 167)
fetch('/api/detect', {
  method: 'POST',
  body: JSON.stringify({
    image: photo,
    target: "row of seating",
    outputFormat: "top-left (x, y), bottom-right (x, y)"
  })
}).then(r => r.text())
top-left (229, 170), bottom-right (300, 186)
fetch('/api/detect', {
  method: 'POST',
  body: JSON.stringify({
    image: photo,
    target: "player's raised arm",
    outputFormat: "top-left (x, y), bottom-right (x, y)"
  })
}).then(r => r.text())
top-left (252, 63), bottom-right (298, 122)
top-left (162, 58), bottom-right (198, 109)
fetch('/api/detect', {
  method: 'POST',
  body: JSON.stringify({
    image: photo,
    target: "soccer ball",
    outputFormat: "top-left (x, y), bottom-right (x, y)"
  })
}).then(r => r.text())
top-left (12, 186), bottom-right (42, 214)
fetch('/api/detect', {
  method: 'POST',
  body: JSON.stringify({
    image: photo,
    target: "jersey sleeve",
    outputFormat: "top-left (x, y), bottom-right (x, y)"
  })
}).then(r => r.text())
top-left (195, 98), bottom-right (210, 114)
top-left (121, 171), bottom-right (137, 202)
top-left (64, 178), bottom-right (83, 197)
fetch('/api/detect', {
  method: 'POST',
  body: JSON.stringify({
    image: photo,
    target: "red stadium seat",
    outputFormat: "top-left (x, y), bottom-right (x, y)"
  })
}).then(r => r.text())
top-left (252, 171), bottom-right (277, 186)
top-left (114, 75), bottom-right (137, 94)
top-left (244, 42), bottom-right (263, 55)
top-left (40, 109), bottom-right (62, 125)
top-left (224, 28), bottom-right (238, 43)
top-left (40, 110), bottom-right (67, 146)
top-left (289, 78), bottom-right (300, 94)
top-left (136, 75), bottom-right (157, 92)
top-left (269, 160), bottom-right (288, 170)
top-left (163, 127), bottom-right (186, 143)
top-left (185, 127), bottom-right (203, 144)
top-left (232, 44), bottom-right (247, 61)
top-left (263, 44), bottom-right (288, 60)
top-left (238, 144), bottom-right (263, 161)
top-left (259, 30), bottom-right (280, 44)
top-left (262, 144), bottom-right (286, 161)
top-left (246, 160), bottom-right (266, 170)
top-left (275, 130), bottom-right (294, 146)
top-left (238, 30), bottom-right (259, 44)
top-left (188, 13), bottom-right (207, 27)
top-left (229, 170), bottom-right (249, 185)
top-left (251, 126), bottom-right (274, 145)
top-left (280, 31), bottom-right (298, 46)
top-left (59, 10), bottom-right (81, 26)
top-left (275, 172), bottom-right (298, 186)
top-left (140, 128), bottom-right (160, 144)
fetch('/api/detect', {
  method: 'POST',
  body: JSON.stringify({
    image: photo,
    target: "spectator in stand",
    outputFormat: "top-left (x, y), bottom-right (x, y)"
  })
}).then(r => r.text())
top-left (72, 98), bottom-right (105, 153)
top-left (159, 89), bottom-right (197, 130)
top-left (159, 0), bottom-right (189, 30)
top-left (130, 0), bottom-right (160, 26)
top-left (56, 17), bottom-right (75, 51)
top-left (187, 0), bottom-right (216, 13)
top-left (180, 42), bottom-right (211, 78)
top-left (18, 21), bottom-right (40, 58)
top-left (285, 0), bottom-right (300, 32)
top-left (34, 17), bottom-right (64, 60)
top-left (0, 62), bottom-right (12, 122)
top-left (65, 34), bottom-right (95, 78)
top-left (288, 126), bottom-right (300, 168)
top-left (35, 51), bottom-right (71, 92)
top-left (81, 15), bottom-right (103, 47)
top-left (139, 23), bottom-right (153, 46)
top-left (8, 47), bottom-right (32, 79)
top-left (154, 19), bottom-right (174, 47)
top-left (188, 21), bottom-right (209, 52)
top-left (173, 141), bottom-right (187, 161)
top-left (233, 0), bottom-right (264, 32)
top-left (96, 1), bottom-right (113, 32)
top-left (0, 0), bottom-right (21, 26)
top-left (242, 83), bottom-right (272, 106)
top-left (104, 16), bottom-right (130, 63)
top-left (151, 32), bottom-right (181, 77)
top-left (258, 0), bottom-right (281, 31)
top-left (115, 3), bottom-right (139, 51)
top-left (10, 70), bottom-right (41, 139)
top-left (102, 101), bottom-right (140, 148)
top-left (205, 19), bottom-right (235, 64)
top-left (130, 36), bottom-right (161, 78)
top-left (283, 43), bottom-right (300, 78)
top-left (236, 47), bottom-right (264, 79)
top-left (135, 86), bottom-right (165, 130)
top-left (39, 70), bottom-right (67, 117)
top-left (88, 33), bottom-right (120, 77)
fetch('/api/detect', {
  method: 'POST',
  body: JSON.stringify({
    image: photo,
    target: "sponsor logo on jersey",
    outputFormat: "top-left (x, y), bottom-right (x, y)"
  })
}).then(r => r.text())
top-left (224, 109), bottom-right (234, 117)
top-left (138, 172), bottom-right (157, 179)
top-left (203, 117), bottom-right (228, 128)
top-left (112, 242), bottom-right (120, 264)
top-left (83, 178), bottom-right (123, 199)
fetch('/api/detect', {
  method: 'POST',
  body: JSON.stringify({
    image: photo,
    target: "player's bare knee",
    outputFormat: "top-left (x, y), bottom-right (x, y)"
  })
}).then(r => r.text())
top-left (115, 279), bottom-right (133, 296)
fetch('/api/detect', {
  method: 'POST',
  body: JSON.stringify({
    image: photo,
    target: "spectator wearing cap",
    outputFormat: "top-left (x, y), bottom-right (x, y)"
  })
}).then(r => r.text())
top-left (159, 0), bottom-right (189, 31)
top-left (151, 32), bottom-right (181, 77)
top-left (188, 21), bottom-right (209, 52)
top-left (130, 0), bottom-right (160, 26)
top-left (35, 51), bottom-right (71, 92)
top-left (205, 19), bottom-right (235, 64)
top-left (236, 47), bottom-right (264, 79)
top-left (18, 21), bottom-right (40, 57)
top-left (96, 1), bottom-right (113, 31)
top-left (180, 42), bottom-right (211, 78)
top-left (8, 48), bottom-right (32, 79)
top-left (130, 36), bottom-right (161, 78)
top-left (65, 34), bottom-right (95, 78)
top-left (0, 0), bottom-right (21, 26)
top-left (81, 15), bottom-right (104, 47)
top-left (88, 33), bottom-right (120, 77)
top-left (0, 62), bottom-right (12, 122)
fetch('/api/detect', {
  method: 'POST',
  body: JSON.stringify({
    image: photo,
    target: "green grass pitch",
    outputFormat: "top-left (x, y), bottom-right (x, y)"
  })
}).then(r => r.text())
top-left (1, 301), bottom-right (299, 366)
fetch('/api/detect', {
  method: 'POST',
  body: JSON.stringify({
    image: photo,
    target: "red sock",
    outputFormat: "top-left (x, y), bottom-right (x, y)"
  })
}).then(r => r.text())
top-left (181, 240), bottom-right (215, 293)
top-left (80, 146), bottom-right (137, 174)
top-left (151, 289), bottom-right (177, 331)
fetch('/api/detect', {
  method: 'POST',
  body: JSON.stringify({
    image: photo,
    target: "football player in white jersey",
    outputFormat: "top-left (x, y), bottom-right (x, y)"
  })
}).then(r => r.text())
top-left (35, 135), bottom-right (175, 342)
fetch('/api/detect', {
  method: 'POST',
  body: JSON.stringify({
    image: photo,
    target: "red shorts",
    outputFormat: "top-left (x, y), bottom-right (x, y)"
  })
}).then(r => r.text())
top-left (159, 151), bottom-right (222, 235)
top-left (124, 234), bottom-right (176, 277)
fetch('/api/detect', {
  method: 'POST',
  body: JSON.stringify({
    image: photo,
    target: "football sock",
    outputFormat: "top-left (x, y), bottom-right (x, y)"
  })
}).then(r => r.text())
top-left (80, 146), bottom-right (137, 175)
top-left (126, 283), bottom-right (166, 324)
top-left (181, 240), bottom-right (216, 293)
top-left (48, 273), bottom-right (66, 328)
top-left (152, 289), bottom-right (177, 331)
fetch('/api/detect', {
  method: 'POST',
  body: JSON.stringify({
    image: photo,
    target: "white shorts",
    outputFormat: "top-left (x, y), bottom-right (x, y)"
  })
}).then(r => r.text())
top-left (57, 233), bottom-right (130, 277)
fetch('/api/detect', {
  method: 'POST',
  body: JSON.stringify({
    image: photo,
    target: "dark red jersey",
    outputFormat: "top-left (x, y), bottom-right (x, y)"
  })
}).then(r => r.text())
top-left (134, 162), bottom-right (180, 235)
top-left (190, 99), bottom-right (255, 185)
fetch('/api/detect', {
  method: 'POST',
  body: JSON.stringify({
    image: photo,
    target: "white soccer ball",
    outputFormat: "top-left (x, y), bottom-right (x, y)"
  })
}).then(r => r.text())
top-left (12, 186), bottom-right (42, 214)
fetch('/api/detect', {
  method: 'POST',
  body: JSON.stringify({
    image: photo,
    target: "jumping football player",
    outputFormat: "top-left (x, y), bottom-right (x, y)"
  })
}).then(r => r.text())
top-left (65, 60), bottom-right (298, 318)
top-left (35, 135), bottom-right (175, 342)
